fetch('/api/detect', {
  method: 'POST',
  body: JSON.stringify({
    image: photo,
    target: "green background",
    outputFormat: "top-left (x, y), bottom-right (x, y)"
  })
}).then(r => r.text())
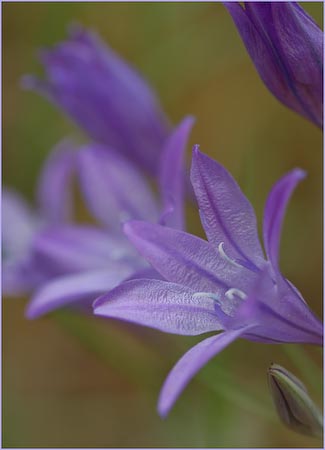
top-left (3, 2), bottom-right (323, 447)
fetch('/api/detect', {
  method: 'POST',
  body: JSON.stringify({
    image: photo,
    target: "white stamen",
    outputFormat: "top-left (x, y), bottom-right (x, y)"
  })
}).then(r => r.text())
top-left (218, 242), bottom-right (243, 268)
top-left (225, 288), bottom-right (247, 301)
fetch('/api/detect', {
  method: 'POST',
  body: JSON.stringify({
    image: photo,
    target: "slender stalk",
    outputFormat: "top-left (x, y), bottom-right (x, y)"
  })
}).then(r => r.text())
top-left (196, 364), bottom-right (276, 422)
top-left (53, 310), bottom-right (162, 389)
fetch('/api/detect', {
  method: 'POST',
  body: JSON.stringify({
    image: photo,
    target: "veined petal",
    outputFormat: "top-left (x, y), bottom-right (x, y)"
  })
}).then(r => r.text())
top-left (159, 116), bottom-right (195, 230)
top-left (124, 221), bottom-right (255, 294)
top-left (94, 279), bottom-right (222, 335)
top-left (191, 148), bottom-right (264, 270)
top-left (77, 144), bottom-right (159, 229)
top-left (158, 325), bottom-right (253, 417)
top-left (26, 267), bottom-right (134, 319)
top-left (33, 225), bottom-right (140, 276)
top-left (36, 139), bottom-right (77, 223)
top-left (263, 168), bottom-right (306, 273)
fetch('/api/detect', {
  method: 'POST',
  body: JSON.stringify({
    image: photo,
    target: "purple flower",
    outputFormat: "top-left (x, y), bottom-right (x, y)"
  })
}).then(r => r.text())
top-left (22, 24), bottom-right (170, 175)
top-left (94, 147), bottom-right (323, 417)
top-left (2, 141), bottom-right (76, 296)
top-left (26, 118), bottom-right (193, 319)
top-left (224, 2), bottom-right (323, 127)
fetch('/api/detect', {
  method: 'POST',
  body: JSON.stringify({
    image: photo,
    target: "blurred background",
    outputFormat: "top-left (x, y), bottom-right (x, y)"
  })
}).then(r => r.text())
top-left (3, 2), bottom-right (323, 448)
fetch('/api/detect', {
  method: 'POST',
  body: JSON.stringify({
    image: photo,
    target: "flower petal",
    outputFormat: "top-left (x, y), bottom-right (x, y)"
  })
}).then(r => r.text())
top-left (36, 139), bottom-right (77, 223)
top-left (26, 268), bottom-right (135, 319)
top-left (263, 168), bottom-right (306, 273)
top-left (159, 116), bottom-right (195, 230)
top-left (94, 279), bottom-right (222, 335)
top-left (2, 189), bottom-right (38, 257)
top-left (124, 220), bottom-right (255, 295)
top-left (158, 325), bottom-right (253, 417)
top-left (2, 189), bottom-right (43, 295)
top-left (33, 225), bottom-right (140, 276)
top-left (77, 144), bottom-right (159, 229)
top-left (190, 148), bottom-right (264, 270)
top-left (23, 25), bottom-right (170, 174)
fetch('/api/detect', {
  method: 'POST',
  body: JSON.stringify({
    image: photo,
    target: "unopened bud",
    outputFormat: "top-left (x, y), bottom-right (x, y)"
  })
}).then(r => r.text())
top-left (268, 363), bottom-right (323, 438)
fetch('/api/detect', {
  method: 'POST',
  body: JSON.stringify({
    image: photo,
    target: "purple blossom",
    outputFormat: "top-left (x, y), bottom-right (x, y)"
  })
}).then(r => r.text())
top-left (224, 2), bottom-right (323, 128)
top-left (94, 147), bottom-right (323, 417)
top-left (22, 24), bottom-right (170, 175)
top-left (2, 141), bottom-right (76, 296)
top-left (26, 118), bottom-right (193, 319)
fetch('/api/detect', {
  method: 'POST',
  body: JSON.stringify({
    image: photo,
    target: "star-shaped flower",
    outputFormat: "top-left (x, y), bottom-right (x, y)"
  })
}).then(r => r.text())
top-left (94, 147), bottom-right (323, 417)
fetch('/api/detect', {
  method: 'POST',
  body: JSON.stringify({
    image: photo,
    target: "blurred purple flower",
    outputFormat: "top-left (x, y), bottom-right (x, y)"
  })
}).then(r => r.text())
top-left (94, 147), bottom-right (323, 417)
top-left (224, 2), bottom-right (323, 127)
top-left (2, 141), bottom-right (76, 296)
top-left (26, 117), bottom-right (193, 319)
top-left (22, 24), bottom-right (170, 175)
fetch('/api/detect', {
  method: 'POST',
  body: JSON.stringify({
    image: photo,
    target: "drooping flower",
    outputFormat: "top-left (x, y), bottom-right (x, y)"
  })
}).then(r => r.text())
top-left (2, 141), bottom-right (76, 296)
top-left (224, 2), bottom-right (323, 128)
top-left (26, 117), bottom-right (194, 319)
top-left (94, 147), bottom-right (323, 417)
top-left (268, 363), bottom-right (323, 438)
top-left (22, 24), bottom-right (170, 175)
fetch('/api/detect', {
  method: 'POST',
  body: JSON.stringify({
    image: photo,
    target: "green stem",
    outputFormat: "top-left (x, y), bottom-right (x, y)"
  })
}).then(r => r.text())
top-left (53, 310), bottom-right (162, 389)
top-left (53, 312), bottom-right (276, 422)
top-left (196, 366), bottom-right (276, 422)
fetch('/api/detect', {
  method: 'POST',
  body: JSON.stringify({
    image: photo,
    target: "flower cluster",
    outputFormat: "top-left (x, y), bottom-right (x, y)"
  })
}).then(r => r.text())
top-left (3, 2), bottom-right (323, 426)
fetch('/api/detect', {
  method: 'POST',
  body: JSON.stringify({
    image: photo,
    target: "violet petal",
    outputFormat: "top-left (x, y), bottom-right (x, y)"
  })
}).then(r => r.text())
top-left (159, 116), bottom-right (195, 230)
top-left (33, 225), bottom-right (140, 276)
top-left (36, 139), bottom-right (77, 223)
top-left (26, 267), bottom-right (135, 319)
top-left (94, 279), bottom-right (223, 335)
top-left (124, 220), bottom-right (255, 295)
top-left (158, 325), bottom-right (254, 417)
top-left (263, 168), bottom-right (306, 273)
top-left (77, 144), bottom-right (159, 229)
top-left (191, 147), bottom-right (264, 270)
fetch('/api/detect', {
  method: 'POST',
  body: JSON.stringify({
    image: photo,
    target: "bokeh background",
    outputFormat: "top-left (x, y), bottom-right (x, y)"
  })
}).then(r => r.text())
top-left (3, 2), bottom-right (323, 448)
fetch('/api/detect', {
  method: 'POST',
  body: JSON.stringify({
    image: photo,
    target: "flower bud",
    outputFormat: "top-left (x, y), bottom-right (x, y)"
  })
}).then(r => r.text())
top-left (224, 2), bottom-right (323, 128)
top-left (268, 363), bottom-right (323, 438)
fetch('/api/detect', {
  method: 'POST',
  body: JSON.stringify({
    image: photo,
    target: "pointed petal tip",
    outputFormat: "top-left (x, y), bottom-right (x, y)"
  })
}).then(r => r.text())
top-left (92, 292), bottom-right (107, 310)
top-left (192, 144), bottom-right (201, 158)
top-left (157, 401), bottom-right (169, 419)
top-left (24, 303), bottom-right (39, 320)
top-left (291, 168), bottom-right (307, 181)
top-left (180, 115), bottom-right (196, 129)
